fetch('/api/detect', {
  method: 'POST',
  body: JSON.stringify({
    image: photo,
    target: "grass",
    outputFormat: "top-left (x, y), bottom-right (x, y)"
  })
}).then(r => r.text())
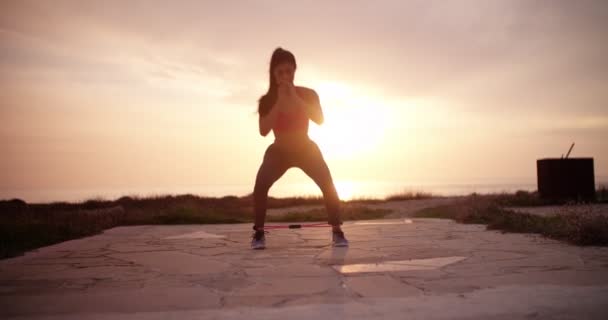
top-left (1, 205), bottom-right (122, 260)
top-left (598, 185), bottom-right (608, 202)
top-left (385, 190), bottom-right (435, 201)
top-left (0, 194), bottom-right (393, 259)
top-left (414, 192), bottom-right (608, 246)
top-left (3, 188), bottom-right (606, 259)
top-left (342, 190), bottom-right (436, 204)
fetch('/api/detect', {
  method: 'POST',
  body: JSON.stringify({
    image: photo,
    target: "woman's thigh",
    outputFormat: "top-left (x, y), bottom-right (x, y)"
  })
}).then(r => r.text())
top-left (297, 141), bottom-right (334, 187)
top-left (255, 144), bottom-right (290, 189)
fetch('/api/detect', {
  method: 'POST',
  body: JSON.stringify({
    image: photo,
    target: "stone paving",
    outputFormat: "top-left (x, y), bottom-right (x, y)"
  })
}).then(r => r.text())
top-left (1, 216), bottom-right (608, 319)
top-left (508, 203), bottom-right (608, 217)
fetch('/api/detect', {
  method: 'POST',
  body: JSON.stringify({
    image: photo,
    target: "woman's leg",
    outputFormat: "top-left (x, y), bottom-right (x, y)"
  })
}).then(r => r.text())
top-left (253, 144), bottom-right (289, 230)
top-left (298, 141), bottom-right (342, 227)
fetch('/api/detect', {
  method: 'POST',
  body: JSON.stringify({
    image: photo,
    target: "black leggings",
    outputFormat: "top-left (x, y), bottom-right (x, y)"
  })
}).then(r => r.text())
top-left (253, 139), bottom-right (342, 228)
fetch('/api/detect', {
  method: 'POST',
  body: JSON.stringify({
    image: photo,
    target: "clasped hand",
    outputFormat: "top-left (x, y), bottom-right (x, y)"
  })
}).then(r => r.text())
top-left (276, 80), bottom-right (300, 112)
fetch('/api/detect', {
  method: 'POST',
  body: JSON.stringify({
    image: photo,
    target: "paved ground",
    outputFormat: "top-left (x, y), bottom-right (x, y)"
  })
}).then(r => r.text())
top-left (508, 203), bottom-right (608, 217)
top-left (2, 201), bottom-right (608, 319)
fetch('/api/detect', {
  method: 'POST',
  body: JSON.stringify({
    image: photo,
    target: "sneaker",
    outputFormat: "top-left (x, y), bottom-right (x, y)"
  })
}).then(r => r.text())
top-left (251, 229), bottom-right (266, 250)
top-left (332, 230), bottom-right (349, 247)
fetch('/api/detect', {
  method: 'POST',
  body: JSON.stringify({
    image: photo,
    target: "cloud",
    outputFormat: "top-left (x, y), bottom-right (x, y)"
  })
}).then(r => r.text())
top-left (1, 0), bottom-right (607, 194)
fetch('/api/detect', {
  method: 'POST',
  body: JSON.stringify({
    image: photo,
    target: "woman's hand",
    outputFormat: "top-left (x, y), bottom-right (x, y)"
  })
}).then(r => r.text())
top-left (283, 81), bottom-right (297, 97)
top-left (276, 80), bottom-right (298, 111)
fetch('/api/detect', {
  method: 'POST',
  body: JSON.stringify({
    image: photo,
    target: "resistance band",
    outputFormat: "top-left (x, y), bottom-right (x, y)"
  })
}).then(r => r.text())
top-left (262, 223), bottom-right (331, 230)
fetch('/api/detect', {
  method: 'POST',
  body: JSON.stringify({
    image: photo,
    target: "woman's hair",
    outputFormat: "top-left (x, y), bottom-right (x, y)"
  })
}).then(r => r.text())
top-left (258, 47), bottom-right (297, 116)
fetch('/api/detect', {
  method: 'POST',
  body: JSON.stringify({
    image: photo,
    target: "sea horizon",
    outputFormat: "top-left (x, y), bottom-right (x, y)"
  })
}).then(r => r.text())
top-left (3, 178), bottom-right (607, 204)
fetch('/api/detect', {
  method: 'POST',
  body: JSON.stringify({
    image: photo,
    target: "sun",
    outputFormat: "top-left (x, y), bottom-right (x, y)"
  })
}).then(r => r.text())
top-left (308, 81), bottom-right (392, 160)
top-left (334, 180), bottom-right (356, 200)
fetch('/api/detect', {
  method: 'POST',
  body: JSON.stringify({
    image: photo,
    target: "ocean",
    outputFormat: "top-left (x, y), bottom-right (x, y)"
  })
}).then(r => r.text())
top-left (0, 180), bottom-right (540, 203)
top-left (3, 179), bottom-right (606, 204)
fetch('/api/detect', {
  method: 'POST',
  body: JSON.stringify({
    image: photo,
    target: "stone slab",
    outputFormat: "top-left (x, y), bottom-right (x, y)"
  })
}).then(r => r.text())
top-left (1, 206), bottom-right (608, 319)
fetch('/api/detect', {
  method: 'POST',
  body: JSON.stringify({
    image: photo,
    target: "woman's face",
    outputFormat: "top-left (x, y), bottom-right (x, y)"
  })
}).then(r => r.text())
top-left (273, 62), bottom-right (295, 85)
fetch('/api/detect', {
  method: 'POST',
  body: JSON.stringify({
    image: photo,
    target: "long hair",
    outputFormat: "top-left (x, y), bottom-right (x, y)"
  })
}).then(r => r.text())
top-left (258, 47), bottom-right (297, 116)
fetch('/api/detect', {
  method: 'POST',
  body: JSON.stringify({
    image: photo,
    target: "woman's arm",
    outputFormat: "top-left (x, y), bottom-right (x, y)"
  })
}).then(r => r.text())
top-left (259, 102), bottom-right (280, 136)
top-left (259, 88), bottom-right (290, 136)
top-left (293, 88), bottom-right (324, 125)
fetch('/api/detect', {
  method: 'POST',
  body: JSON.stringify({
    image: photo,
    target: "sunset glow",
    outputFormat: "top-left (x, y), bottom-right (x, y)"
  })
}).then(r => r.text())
top-left (1, 1), bottom-right (607, 202)
top-left (334, 180), bottom-right (356, 201)
top-left (309, 82), bottom-right (393, 159)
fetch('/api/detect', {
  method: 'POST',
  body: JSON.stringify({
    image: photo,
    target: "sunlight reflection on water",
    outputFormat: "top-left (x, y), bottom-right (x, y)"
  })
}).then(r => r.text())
top-left (1, 180), bottom-right (542, 203)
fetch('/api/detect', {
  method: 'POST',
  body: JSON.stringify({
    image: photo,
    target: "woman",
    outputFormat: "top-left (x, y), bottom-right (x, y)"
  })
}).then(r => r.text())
top-left (251, 47), bottom-right (348, 249)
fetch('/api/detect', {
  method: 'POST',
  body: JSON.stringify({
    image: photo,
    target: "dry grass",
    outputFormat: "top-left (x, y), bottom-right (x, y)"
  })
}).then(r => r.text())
top-left (0, 194), bottom-right (392, 259)
top-left (414, 192), bottom-right (608, 246)
top-left (385, 190), bottom-right (435, 201)
top-left (4, 188), bottom-right (604, 259)
top-left (598, 185), bottom-right (608, 202)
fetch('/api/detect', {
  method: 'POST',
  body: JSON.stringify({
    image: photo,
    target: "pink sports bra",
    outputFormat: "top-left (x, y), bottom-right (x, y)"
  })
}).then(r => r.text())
top-left (273, 107), bottom-right (309, 134)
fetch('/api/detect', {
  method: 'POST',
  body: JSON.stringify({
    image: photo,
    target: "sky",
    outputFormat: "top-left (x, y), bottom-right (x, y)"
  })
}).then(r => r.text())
top-left (1, 0), bottom-right (607, 202)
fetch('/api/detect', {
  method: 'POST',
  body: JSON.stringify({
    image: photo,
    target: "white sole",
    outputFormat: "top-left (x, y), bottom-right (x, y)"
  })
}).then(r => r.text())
top-left (332, 243), bottom-right (349, 247)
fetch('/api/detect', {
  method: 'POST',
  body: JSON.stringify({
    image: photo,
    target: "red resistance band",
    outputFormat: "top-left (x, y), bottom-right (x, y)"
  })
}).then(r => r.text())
top-left (263, 223), bottom-right (331, 230)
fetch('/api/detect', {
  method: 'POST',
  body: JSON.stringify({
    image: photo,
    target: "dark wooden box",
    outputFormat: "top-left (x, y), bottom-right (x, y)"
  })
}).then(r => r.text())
top-left (537, 158), bottom-right (595, 201)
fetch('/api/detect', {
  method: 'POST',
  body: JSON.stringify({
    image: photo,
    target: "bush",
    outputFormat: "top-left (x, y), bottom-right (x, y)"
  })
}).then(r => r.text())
top-left (414, 194), bottom-right (608, 246)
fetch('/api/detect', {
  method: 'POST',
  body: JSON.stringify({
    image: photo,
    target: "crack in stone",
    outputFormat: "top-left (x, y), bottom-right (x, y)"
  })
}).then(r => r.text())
top-left (270, 297), bottom-right (294, 307)
top-left (219, 295), bottom-right (227, 308)
top-left (399, 278), bottom-right (429, 295)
